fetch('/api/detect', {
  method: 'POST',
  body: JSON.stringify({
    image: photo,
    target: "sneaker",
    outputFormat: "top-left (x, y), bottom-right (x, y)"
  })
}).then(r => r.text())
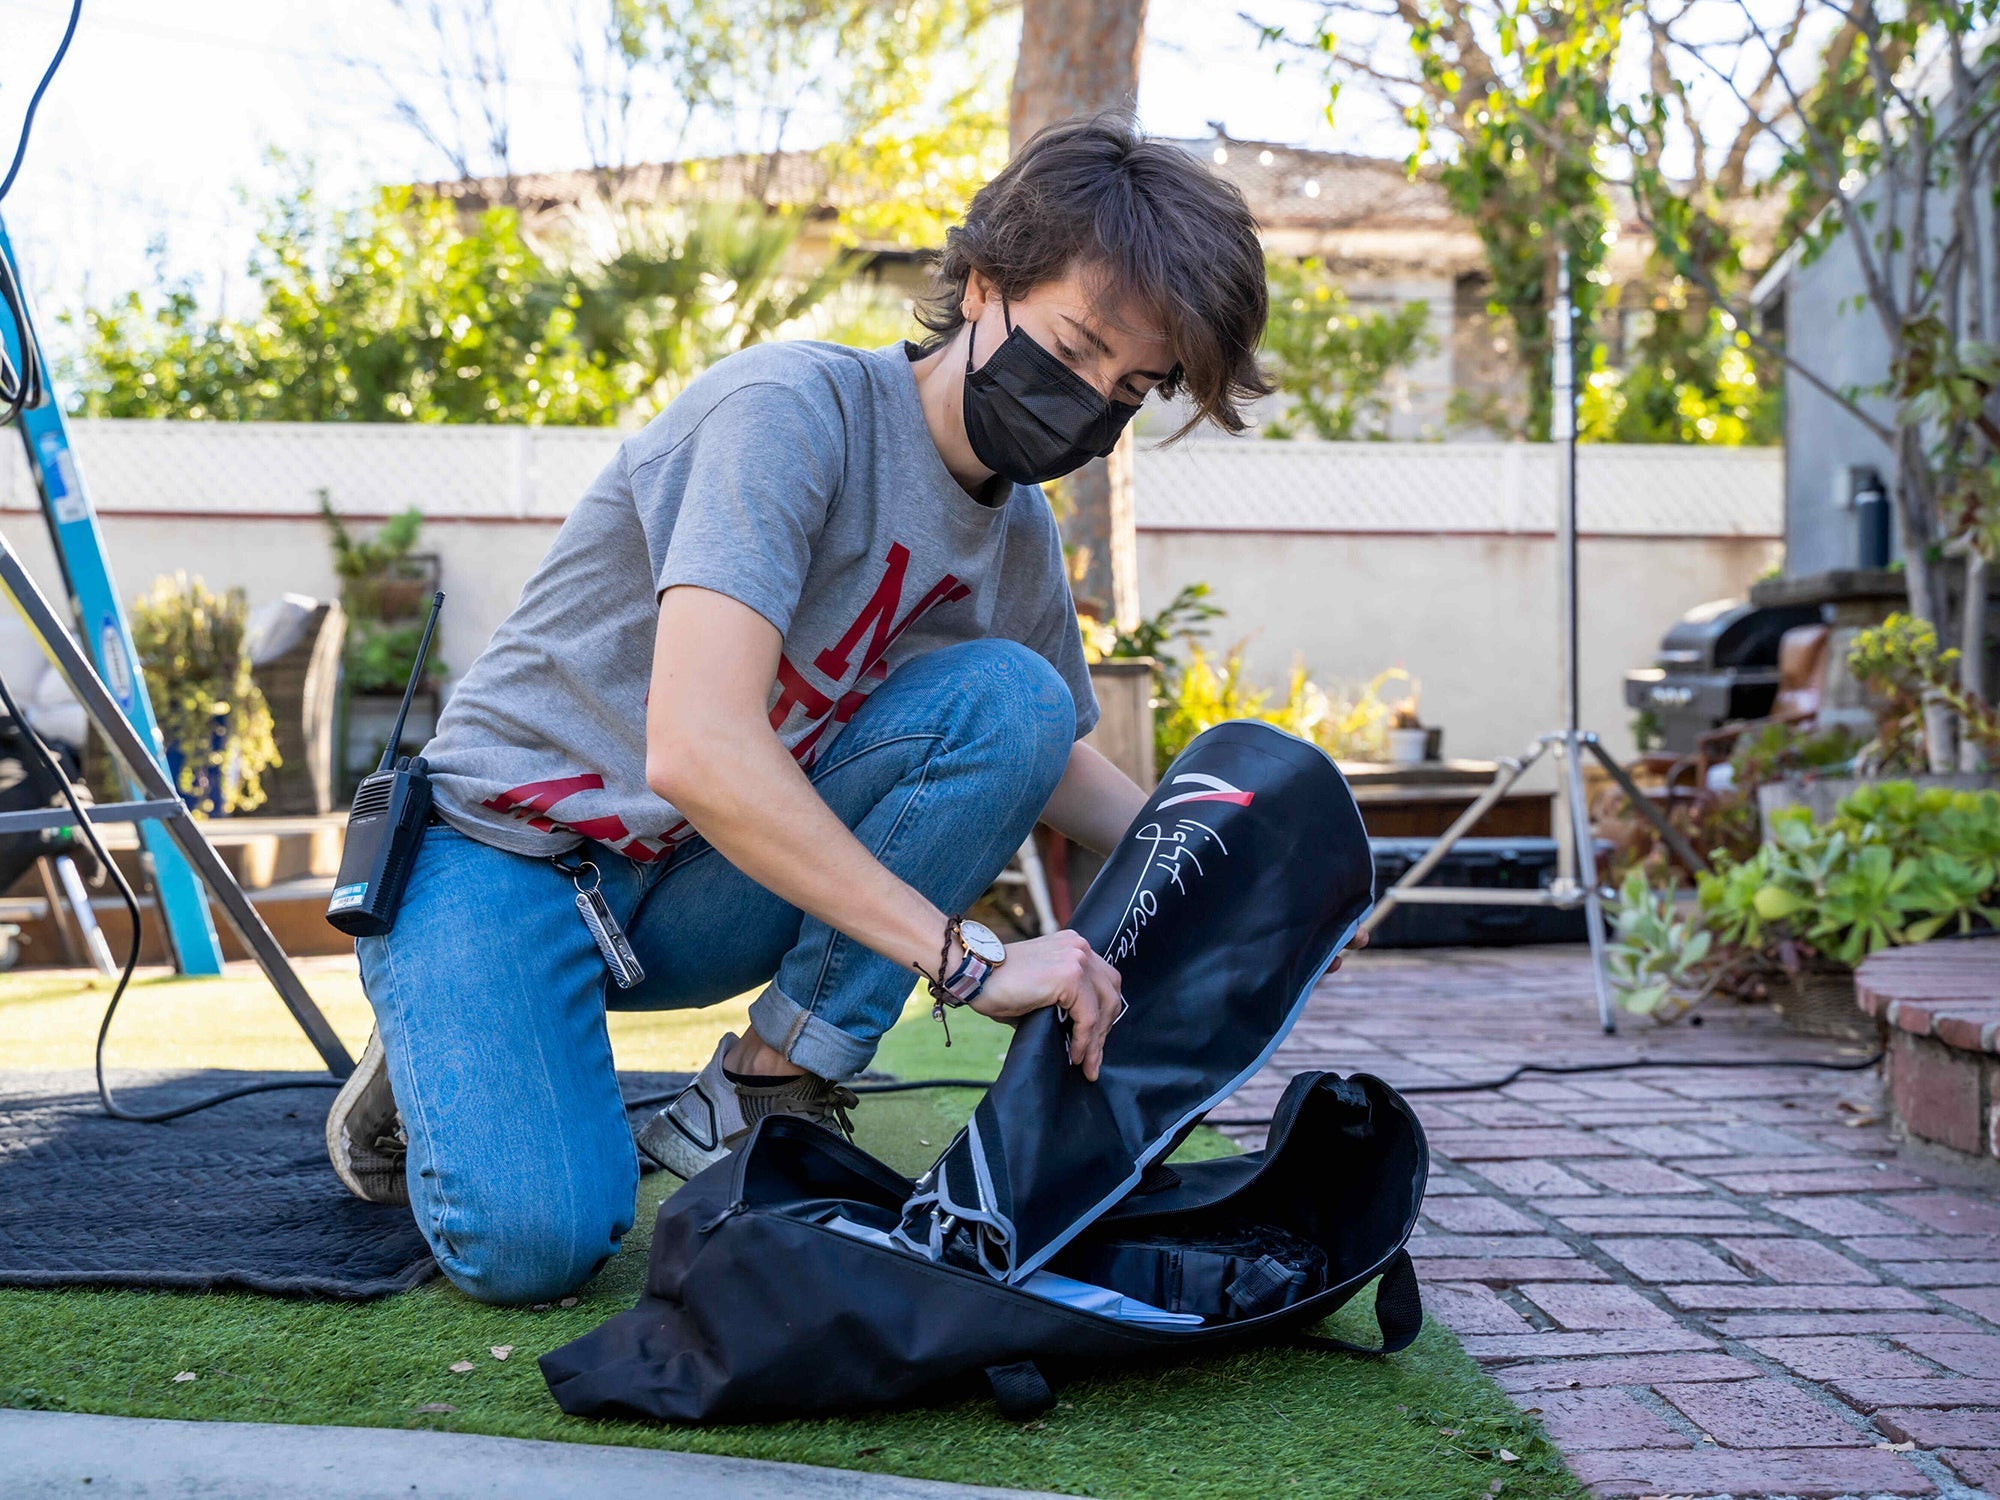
top-left (634, 1032), bottom-right (857, 1181)
top-left (325, 1029), bottom-right (410, 1206)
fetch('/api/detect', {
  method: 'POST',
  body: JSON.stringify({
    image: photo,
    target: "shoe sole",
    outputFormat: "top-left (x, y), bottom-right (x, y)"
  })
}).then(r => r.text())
top-left (324, 1031), bottom-right (408, 1206)
top-left (634, 1108), bottom-right (728, 1182)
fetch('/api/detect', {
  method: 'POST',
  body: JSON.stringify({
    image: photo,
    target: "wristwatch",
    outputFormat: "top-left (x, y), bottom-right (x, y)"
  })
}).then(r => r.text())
top-left (936, 916), bottom-right (1006, 1006)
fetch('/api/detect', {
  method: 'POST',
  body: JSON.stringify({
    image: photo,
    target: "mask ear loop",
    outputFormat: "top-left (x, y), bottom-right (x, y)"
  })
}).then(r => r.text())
top-left (963, 298), bottom-right (1015, 377)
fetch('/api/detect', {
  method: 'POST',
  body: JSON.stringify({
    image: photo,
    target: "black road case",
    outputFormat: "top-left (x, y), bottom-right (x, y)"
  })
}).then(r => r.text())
top-left (1366, 837), bottom-right (1603, 948)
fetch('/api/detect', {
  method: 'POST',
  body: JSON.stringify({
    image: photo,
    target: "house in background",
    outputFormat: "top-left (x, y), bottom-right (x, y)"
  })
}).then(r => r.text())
top-left (1749, 225), bottom-right (1897, 581)
top-left (434, 127), bottom-right (1706, 443)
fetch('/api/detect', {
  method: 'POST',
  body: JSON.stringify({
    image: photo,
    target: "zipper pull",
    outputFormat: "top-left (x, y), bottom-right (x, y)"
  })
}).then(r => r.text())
top-left (696, 1202), bottom-right (746, 1235)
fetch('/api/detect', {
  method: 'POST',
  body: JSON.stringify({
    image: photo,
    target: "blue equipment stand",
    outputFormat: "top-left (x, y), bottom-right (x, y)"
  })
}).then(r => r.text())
top-left (0, 216), bottom-right (222, 972)
top-left (0, 216), bottom-right (352, 1073)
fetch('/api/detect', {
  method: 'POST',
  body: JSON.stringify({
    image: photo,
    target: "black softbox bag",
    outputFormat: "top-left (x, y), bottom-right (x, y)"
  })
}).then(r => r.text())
top-left (542, 722), bottom-right (1422, 1422)
top-left (895, 720), bottom-right (1375, 1280)
top-left (541, 1072), bottom-right (1428, 1422)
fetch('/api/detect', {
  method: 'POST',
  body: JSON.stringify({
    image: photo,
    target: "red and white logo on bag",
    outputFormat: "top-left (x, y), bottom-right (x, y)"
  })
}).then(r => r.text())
top-left (1101, 772), bottom-right (1256, 970)
top-left (1062, 774), bottom-right (1257, 1050)
top-left (1155, 772), bottom-right (1255, 809)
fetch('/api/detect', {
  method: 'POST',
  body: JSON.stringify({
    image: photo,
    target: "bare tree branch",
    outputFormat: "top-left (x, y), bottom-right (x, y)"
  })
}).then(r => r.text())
top-left (1675, 4), bottom-right (1903, 344)
top-left (1611, 156), bottom-right (1896, 445)
top-left (370, 0), bottom-right (518, 200)
top-left (1713, 0), bottom-right (1811, 198)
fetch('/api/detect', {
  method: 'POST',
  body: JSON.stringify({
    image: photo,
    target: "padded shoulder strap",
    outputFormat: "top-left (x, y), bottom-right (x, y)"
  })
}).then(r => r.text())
top-left (984, 1359), bottom-right (1056, 1420)
top-left (1295, 1249), bottom-right (1423, 1357)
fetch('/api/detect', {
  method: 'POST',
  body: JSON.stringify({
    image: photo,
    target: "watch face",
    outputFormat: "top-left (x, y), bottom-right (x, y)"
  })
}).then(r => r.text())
top-left (959, 919), bottom-right (1006, 964)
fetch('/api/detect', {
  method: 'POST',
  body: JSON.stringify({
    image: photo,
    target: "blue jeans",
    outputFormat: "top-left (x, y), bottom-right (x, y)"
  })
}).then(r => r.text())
top-left (356, 640), bottom-right (1075, 1304)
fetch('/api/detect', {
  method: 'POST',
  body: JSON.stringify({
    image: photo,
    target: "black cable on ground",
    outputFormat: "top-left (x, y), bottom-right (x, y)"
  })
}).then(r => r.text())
top-left (0, 671), bottom-right (342, 1122)
top-left (630, 1049), bottom-right (1889, 1120)
top-left (1204, 1049), bottom-right (1887, 1127)
top-left (620, 1076), bottom-right (997, 1112)
top-left (850, 1077), bottom-right (996, 1094)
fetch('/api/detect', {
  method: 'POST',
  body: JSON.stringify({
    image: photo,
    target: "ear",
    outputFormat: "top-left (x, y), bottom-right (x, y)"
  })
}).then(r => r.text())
top-left (960, 268), bottom-right (997, 325)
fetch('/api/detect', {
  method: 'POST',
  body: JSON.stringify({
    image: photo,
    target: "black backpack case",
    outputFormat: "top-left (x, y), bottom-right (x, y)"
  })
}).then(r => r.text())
top-left (541, 722), bottom-right (1429, 1422)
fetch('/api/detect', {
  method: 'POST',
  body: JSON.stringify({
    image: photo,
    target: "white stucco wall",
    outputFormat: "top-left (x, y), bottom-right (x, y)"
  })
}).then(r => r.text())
top-left (0, 512), bottom-right (563, 702)
top-left (1137, 529), bottom-right (1784, 767)
top-left (0, 423), bottom-right (1784, 770)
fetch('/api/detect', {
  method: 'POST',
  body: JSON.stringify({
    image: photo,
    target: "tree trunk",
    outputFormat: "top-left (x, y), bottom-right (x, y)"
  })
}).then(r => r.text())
top-left (1961, 550), bottom-right (1988, 772)
top-left (1009, 0), bottom-right (1149, 148)
top-left (1009, 0), bottom-right (1149, 629)
top-left (1893, 424), bottom-right (1957, 771)
top-left (1895, 424), bottom-right (1949, 628)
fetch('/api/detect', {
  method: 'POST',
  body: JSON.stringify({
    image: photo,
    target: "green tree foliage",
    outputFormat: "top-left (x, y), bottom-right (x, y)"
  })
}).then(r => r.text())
top-left (1285, 0), bottom-right (1623, 439)
top-left (129, 573), bottom-right (280, 815)
top-left (612, 0), bottom-right (1012, 249)
top-left (1406, 0), bottom-right (1623, 441)
top-left (1615, 0), bottom-right (2000, 656)
top-left (63, 184), bottom-right (852, 424)
top-left (66, 187), bottom-right (622, 423)
top-left (1580, 309), bottom-right (1778, 446)
top-left (1273, 0), bottom-right (1789, 444)
top-left (565, 204), bottom-right (860, 412)
top-left (1260, 257), bottom-right (1436, 439)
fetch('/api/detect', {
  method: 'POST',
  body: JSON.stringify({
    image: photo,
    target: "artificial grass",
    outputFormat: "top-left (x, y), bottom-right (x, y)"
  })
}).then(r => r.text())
top-left (0, 956), bottom-right (755, 1075)
top-left (0, 966), bottom-right (1584, 1499)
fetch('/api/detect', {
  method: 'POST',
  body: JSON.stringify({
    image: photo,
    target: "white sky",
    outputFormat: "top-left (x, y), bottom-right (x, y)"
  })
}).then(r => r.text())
top-left (0, 0), bottom-right (1409, 326)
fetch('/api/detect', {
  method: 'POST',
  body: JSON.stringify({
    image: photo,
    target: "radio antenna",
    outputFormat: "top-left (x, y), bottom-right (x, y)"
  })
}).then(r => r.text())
top-left (379, 590), bottom-right (444, 773)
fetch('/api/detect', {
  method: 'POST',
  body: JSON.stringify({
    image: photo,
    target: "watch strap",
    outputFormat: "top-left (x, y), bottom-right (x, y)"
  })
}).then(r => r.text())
top-left (941, 949), bottom-right (992, 1004)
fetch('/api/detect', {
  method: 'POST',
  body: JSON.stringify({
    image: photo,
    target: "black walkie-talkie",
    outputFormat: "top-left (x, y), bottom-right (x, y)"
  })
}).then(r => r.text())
top-left (327, 591), bottom-right (444, 938)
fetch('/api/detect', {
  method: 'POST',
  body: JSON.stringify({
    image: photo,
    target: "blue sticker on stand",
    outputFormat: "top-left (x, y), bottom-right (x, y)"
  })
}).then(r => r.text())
top-left (96, 620), bottom-right (134, 709)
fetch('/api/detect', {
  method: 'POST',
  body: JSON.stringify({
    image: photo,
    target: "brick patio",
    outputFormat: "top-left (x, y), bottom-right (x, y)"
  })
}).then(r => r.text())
top-left (1229, 945), bottom-right (2000, 1499)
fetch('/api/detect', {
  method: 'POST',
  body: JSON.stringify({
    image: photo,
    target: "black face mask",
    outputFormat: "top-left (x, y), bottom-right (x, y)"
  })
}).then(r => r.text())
top-left (962, 306), bottom-right (1142, 486)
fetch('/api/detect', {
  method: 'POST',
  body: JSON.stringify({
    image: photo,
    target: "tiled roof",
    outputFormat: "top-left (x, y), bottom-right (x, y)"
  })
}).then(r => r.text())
top-left (431, 152), bottom-right (837, 219)
top-left (1168, 137), bottom-right (1456, 231)
top-left (431, 139), bottom-right (1463, 240)
top-left (429, 133), bottom-right (1781, 266)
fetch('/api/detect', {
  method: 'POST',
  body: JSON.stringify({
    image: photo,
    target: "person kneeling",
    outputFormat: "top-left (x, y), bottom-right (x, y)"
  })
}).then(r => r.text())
top-left (325, 114), bottom-right (1274, 1307)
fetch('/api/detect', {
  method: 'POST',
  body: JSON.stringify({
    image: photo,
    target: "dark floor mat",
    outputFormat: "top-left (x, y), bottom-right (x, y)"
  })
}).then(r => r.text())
top-left (0, 1069), bottom-right (689, 1300)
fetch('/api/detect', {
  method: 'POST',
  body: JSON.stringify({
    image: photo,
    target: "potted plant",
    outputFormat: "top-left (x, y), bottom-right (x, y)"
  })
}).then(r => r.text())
top-left (1604, 871), bottom-right (1716, 1023)
top-left (129, 573), bottom-right (280, 815)
top-left (1609, 781), bottom-right (2000, 1035)
top-left (321, 495), bottom-right (445, 785)
top-left (1387, 683), bottom-right (1427, 766)
top-left (321, 493), bottom-right (433, 620)
top-left (1759, 616), bottom-right (2000, 827)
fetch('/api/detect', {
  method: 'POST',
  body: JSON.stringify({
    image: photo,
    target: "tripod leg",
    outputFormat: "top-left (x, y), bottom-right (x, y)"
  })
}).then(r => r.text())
top-left (1014, 833), bottom-right (1059, 938)
top-left (34, 856), bottom-right (83, 968)
top-left (1360, 738), bottom-right (1549, 939)
top-left (1582, 734), bottom-right (1708, 879)
top-left (1560, 734), bottom-right (1617, 1034)
top-left (54, 853), bottom-right (117, 976)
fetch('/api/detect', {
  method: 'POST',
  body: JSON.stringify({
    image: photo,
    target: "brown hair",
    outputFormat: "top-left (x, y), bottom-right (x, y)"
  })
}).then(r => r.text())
top-left (915, 112), bottom-right (1271, 437)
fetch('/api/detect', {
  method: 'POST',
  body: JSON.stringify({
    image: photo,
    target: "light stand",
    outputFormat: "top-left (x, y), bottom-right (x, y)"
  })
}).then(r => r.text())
top-left (1358, 252), bottom-right (1705, 1033)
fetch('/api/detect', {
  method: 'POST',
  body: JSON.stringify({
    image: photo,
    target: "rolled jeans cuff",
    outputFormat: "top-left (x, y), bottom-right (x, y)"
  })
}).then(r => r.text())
top-left (747, 982), bottom-right (877, 1082)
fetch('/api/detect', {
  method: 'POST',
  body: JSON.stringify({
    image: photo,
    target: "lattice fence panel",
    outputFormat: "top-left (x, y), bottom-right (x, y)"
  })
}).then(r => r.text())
top-left (1, 422), bottom-right (1780, 539)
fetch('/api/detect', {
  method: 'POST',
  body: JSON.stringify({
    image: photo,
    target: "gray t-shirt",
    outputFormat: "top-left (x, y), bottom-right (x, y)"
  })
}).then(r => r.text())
top-left (424, 338), bottom-right (1099, 863)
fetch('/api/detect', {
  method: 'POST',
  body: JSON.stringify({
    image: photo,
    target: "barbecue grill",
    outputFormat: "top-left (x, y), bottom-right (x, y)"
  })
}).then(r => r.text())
top-left (1623, 598), bottom-right (1823, 754)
